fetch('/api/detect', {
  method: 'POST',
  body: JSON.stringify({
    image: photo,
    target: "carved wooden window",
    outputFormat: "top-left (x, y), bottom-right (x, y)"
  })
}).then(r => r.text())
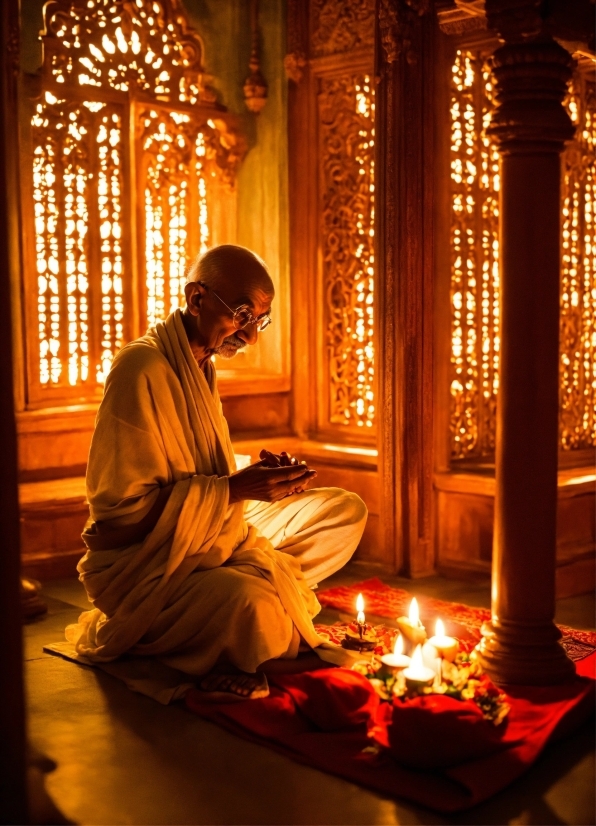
top-left (25, 0), bottom-right (241, 406)
top-left (448, 49), bottom-right (596, 461)
top-left (319, 73), bottom-right (375, 430)
top-left (289, 0), bottom-right (377, 442)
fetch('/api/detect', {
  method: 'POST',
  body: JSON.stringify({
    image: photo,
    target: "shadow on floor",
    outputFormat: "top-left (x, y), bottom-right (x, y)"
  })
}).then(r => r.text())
top-left (24, 564), bottom-right (595, 826)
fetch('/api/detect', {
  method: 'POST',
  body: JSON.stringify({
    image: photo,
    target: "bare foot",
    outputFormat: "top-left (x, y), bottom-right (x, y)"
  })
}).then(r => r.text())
top-left (197, 671), bottom-right (269, 702)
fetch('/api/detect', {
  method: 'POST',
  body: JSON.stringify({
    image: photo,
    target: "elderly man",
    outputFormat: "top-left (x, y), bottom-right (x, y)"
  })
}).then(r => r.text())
top-left (67, 245), bottom-right (367, 699)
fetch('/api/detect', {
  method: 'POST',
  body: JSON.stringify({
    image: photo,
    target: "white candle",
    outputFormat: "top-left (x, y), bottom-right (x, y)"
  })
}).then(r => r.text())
top-left (422, 641), bottom-right (441, 676)
top-left (428, 618), bottom-right (459, 662)
top-left (380, 633), bottom-right (411, 670)
top-left (403, 644), bottom-right (435, 687)
top-left (396, 597), bottom-right (427, 650)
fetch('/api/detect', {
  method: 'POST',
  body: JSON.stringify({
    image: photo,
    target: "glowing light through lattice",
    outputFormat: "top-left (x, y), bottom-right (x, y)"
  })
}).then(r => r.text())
top-left (143, 109), bottom-right (210, 326)
top-left (33, 96), bottom-right (62, 385)
top-left (96, 110), bottom-right (124, 384)
top-left (449, 51), bottom-right (595, 458)
top-left (31, 1), bottom-right (230, 395)
top-left (560, 76), bottom-right (596, 449)
top-left (32, 95), bottom-right (125, 387)
top-left (449, 51), bottom-right (499, 459)
top-left (46, 0), bottom-right (206, 105)
top-left (320, 74), bottom-right (375, 430)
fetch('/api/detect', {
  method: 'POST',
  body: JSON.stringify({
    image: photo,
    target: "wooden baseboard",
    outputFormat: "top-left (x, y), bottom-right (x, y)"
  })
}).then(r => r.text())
top-left (555, 552), bottom-right (596, 599)
top-left (439, 553), bottom-right (596, 599)
top-left (22, 548), bottom-right (83, 581)
top-left (437, 560), bottom-right (492, 583)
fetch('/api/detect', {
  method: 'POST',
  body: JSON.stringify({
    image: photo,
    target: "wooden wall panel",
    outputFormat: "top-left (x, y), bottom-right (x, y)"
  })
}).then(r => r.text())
top-left (435, 472), bottom-right (596, 596)
top-left (285, 0), bottom-right (382, 566)
top-left (223, 392), bottom-right (292, 436)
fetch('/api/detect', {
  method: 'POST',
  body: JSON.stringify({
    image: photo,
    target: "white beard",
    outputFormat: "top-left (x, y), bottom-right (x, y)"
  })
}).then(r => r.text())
top-left (214, 334), bottom-right (245, 359)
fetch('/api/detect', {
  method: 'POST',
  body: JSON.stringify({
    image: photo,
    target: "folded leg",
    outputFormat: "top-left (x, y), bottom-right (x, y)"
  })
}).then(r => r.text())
top-left (135, 564), bottom-right (300, 675)
top-left (244, 487), bottom-right (367, 587)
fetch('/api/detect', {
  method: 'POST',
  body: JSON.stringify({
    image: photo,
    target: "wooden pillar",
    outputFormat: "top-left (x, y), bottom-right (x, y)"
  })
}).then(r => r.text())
top-left (0, 0), bottom-right (28, 822)
top-left (477, 3), bottom-right (576, 685)
top-left (375, 0), bottom-right (435, 576)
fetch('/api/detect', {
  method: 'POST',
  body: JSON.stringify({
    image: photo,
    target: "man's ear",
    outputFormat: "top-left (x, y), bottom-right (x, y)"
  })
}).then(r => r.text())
top-left (184, 281), bottom-right (206, 317)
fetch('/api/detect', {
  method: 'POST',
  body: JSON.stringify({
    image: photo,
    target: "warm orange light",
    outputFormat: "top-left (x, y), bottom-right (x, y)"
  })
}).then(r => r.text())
top-left (356, 592), bottom-right (365, 625)
top-left (393, 633), bottom-right (404, 657)
top-left (409, 597), bottom-right (420, 627)
top-left (410, 644), bottom-right (424, 674)
top-left (435, 618), bottom-right (445, 638)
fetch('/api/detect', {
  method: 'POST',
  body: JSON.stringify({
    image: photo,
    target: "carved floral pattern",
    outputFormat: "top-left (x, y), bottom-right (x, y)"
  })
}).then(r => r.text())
top-left (449, 50), bottom-right (500, 459)
top-left (32, 96), bottom-right (125, 387)
top-left (449, 50), bottom-right (596, 458)
top-left (378, 0), bottom-right (431, 64)
top-left (311, 0), bottom-right (375, 57)
top-left (560, 74), bottom-right (596, 449)
top-left (139, 109), bottom-right (212, 326)
top-left (31, 1), bottom-right (244, 392)
top-left (319, 74), bottom-right (375, 429)
top-left (42, 0), bottom-right (214, 104)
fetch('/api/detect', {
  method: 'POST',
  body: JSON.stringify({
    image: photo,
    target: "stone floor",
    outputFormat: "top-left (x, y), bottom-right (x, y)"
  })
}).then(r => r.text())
top-left (25, 564), bottom-right (595, 826)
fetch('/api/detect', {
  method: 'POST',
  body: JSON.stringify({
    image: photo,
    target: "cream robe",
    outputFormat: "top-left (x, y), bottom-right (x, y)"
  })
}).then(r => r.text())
top-left (66, 310), bottom-right (326, 675)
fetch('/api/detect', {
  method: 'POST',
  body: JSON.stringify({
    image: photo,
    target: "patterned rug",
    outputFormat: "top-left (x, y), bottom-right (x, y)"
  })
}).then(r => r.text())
top-left (317, 577), bottom-right (596, 662)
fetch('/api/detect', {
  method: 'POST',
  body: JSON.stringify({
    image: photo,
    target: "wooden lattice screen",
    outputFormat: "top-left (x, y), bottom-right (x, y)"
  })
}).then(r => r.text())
top-left (448, 49), bottom-right (596, 460)
top-left (319, 72), bottom-right (376, 431)
top-left (25, 0), bottom-right (243, 406)
top-left (306, 0), bottom-right (377, 439)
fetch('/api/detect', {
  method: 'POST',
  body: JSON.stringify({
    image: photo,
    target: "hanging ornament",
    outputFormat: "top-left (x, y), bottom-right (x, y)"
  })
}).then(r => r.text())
top-left (243, 0), bottom-right (268, 114)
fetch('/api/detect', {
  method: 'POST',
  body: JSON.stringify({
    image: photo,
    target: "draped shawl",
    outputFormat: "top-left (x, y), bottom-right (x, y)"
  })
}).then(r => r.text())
top-left (66, 310), bottom-right (323, 666)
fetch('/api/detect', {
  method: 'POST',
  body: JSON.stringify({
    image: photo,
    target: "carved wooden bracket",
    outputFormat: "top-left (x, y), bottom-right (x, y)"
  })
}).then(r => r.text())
top-left (284, 51), bottom-right (307, 83)
top-left (378, 0), bottom-right (431, 64)
top-left (437, 0), bottom-right (489, 37)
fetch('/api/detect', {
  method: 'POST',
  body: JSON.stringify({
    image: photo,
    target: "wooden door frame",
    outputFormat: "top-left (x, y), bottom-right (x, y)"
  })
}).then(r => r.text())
top-left (0, 0), bottom-right (28, 819)
top-left (375, 0), bottom-right (436, 576)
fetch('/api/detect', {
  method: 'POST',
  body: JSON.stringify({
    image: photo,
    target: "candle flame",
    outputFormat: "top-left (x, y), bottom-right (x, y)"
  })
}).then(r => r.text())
top-left (356, 593), bottom-right (364, 613)
top-left (409, 597), bottom-right (420, 626)
top-left (393, 633), bottom-right (404, 657)
top-left (435, 618), bottom-right (445, 638)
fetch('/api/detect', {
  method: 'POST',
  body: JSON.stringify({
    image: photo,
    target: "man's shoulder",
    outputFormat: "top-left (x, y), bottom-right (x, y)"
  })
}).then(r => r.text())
top-left (109, 338), bottom-right (170, 383)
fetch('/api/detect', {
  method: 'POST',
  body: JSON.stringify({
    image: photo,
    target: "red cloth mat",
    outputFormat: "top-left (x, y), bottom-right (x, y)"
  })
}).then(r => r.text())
top-left (317, 577), bottom-right (596, 661)
top-left (186, 654), bottom-right (595, 813)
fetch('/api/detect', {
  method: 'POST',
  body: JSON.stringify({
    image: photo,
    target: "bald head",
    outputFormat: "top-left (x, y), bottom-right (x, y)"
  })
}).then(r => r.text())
top-left (182, 245), bottom-right (274, 366)
top-left (187, 244), bottom-right (274, 298)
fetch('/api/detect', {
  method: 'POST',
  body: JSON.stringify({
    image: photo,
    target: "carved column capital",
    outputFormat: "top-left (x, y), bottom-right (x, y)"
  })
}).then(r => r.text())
top-left (485, 0), bottom-right (544, 43)
top-left (487, 40), bottom-right (575, 154)
top-left (378, 0), bottom-right (430, 65)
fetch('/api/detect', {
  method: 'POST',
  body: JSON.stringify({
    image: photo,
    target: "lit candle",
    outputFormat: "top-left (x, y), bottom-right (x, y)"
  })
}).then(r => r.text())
top-left (341, 592), bottom-right (375, 650)
top-left (428, 618), bottom-right (459, 663)
top-left (356, 592), bottom-right (365, 640)
top-left (396, 597), bottom-right (427, 653)
top-left (403, 644), bottom-right (435, 689)
top-left (380, 633), bottom-right (411, 671)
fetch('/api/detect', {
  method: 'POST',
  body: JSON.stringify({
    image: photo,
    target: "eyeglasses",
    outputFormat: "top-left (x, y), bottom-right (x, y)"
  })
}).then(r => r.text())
top-left (204, 284), bottom-right (272, 332)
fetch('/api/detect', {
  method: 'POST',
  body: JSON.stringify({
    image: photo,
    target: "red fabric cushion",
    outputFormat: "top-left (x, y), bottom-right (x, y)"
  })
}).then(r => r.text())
top-left (373, 694), bottom-right (510, 769)
top-left (186, 653), bottom-right (596, 813)
top-left (270, 669), bottom-right (380, 731)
